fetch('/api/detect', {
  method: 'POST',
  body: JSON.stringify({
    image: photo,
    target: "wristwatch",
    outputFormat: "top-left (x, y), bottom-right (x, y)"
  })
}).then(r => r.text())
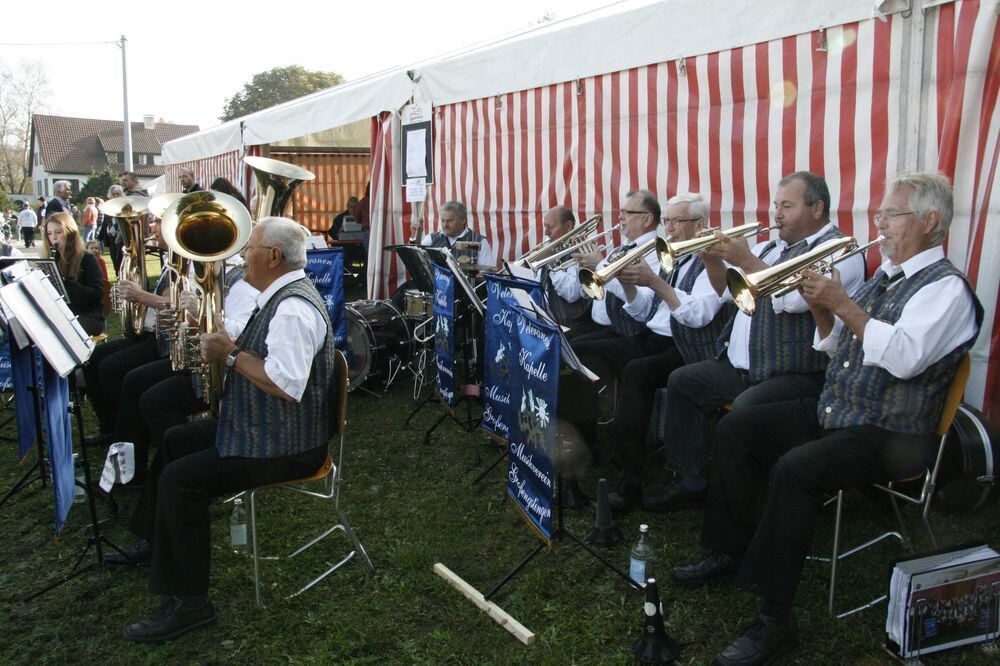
top-left (224, 348), bottom-right (241, 368)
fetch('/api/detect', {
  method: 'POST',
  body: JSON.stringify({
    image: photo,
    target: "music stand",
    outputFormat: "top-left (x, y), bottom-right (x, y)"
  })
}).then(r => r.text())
top-left (384, 244), bottom-right (436, 294)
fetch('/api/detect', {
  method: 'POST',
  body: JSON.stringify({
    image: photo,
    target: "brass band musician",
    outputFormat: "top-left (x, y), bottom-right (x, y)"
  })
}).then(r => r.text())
top-left (409, 200), bottom-right (496, 268)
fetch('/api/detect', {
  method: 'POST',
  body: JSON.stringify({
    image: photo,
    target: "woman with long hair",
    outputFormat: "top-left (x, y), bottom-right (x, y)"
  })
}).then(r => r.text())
top-left (209, 177), bottom-right (249, 210)
top-left (43, 211), bottom-right (106, 336)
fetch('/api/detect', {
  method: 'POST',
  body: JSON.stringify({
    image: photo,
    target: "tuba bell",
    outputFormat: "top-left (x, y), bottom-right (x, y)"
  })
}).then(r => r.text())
top-left (99, 195), bottom-right (151, 338)
top-left (160, 190), bottom-right (253, 416)
top-left (244, 155), bottom-right (315, 220)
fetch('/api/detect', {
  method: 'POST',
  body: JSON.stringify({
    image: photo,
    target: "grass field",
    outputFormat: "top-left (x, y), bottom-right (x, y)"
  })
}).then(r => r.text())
top-left (0, 261), bottom-right (997, 664)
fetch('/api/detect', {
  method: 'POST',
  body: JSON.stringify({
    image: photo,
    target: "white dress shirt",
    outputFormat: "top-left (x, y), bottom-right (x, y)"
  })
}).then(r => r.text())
top-left (223, 278), bottom-right (260, 339)
top-left (421, 226), bottom-right (495, 266)
top-left (254, 270), bottom-right (327, 402)
top-left (548, 263), bottom-right (583, 302)
top-left (725, 223), bottom-right (866, 370)
top-left (629, 256), bottom-right (724, 336)
top-left (814, 246), bottom-right (978, 379)
top-left (591, 230), bottom-right (660, 326)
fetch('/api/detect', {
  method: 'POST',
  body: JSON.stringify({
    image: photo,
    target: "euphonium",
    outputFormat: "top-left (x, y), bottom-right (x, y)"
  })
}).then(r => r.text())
top-left (160, 190), bottom-right (252, 416)
top-left (244, 155), bottom-right (315, 220)
top-left (513, 214), bottom-right (604, 270)
top-left (726, 236), bottom-right (858, 315)
top-left (660, 222), bottom-right (773, 273)
top-left (99, 195), bottom-right (151, 338)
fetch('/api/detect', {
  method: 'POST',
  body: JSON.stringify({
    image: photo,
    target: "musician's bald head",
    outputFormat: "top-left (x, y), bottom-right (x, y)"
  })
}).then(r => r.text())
top-left (543, 205), bottom-right (575, 239)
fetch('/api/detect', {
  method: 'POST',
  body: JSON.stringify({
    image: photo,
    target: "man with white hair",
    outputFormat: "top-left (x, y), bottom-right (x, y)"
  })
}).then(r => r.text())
top-left (45, 181), bottom-right (73, 218)
top-left (123, 217), bottom-right (335, 643)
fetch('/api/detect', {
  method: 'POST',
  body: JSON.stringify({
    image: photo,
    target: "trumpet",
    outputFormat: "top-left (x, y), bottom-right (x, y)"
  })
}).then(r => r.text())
top-left (528, 225), bottom-right (619, 272)
top-left (726, 235), bottom-right (879, 315)
top-left (660, 222), bottom-right (773, 273)
top-left (513, 215), bottom-right (603, 270)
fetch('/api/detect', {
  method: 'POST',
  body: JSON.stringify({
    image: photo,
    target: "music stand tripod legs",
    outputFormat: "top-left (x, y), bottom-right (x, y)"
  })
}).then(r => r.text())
top-left (0, 356), bottom-right (49, 510)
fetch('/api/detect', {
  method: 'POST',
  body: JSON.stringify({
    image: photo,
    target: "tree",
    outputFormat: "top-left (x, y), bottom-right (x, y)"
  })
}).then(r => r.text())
top-left (75, 167), bottom-right (120, 206)
top-left (0, 59), bottom-right (49, 194)
top-left (219, 65), bottom-right (344, 122)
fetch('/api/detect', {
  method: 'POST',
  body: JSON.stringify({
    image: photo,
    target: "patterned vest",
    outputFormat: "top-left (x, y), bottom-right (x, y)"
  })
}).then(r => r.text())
top-left (216, 278), bottom-right (335, 459)
top-left (670, 255), bottom-right (737, 364)
top-left (717, 226), bottom-right (846, 383)
top-left (427, 229), bottom-right (484, 250)
top-left (818, 259), bottom-right (982, 435)
top-left (541, 267), bottom-right (591, 328)
top-left (224, 265), bottom-right (246, 289)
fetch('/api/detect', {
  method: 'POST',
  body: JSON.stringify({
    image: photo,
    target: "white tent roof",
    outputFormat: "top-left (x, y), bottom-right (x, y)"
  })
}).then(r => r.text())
top-left (163, 0), bottom-right (901, 164)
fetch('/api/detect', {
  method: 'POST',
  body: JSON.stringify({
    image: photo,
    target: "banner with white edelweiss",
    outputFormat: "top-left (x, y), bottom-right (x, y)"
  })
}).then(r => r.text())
top-left (507, 308), bottom-right (558, 542)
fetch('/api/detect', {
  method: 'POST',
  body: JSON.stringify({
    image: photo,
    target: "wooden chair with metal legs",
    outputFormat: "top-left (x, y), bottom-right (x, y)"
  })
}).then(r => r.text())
top-left (247, 349), bottom-right (374, 606)
top-left (819, 354), bottom-right (972, 618)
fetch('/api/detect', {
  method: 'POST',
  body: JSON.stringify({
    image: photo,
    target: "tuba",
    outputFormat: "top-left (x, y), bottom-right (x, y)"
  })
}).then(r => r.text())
top-left (244, 156), bottom-right (315, 220)
top-left (99, 195), bottom-right (151, 338)
top-left (726, 236), bottom-right (859, 315)
top-left (160, 190), bottom-right (252, 416)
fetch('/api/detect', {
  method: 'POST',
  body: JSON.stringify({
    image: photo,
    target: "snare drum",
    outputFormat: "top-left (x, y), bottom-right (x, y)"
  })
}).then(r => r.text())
top-left (345, 300), bottom-right (412, 390)
top-left (402, 289), bottom-right (433, 319)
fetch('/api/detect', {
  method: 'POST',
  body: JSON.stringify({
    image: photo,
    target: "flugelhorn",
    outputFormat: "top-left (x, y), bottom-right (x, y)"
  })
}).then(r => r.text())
top-left (244, 155), bottom-right (315, 220)
top-left (578, 236), bottom-right (668, 299)
top-left (726, 236), bottom-right (859, 315)
top-left (660, 222), bottom-right (773, 273)
top-left (513, 214), bottom-right (603, 270)
top-left (99, 195), bottom-right (150, 338)
top-left (160, 190), bottom-right (253, 416)
top-left (768, 236), bottom-right (884, 298)
top-left (528, 224), bottom-right (619, 272)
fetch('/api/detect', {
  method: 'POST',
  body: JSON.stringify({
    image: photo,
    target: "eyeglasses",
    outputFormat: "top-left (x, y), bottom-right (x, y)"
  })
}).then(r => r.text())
top-left (873, 210), bottom-right (913, 222)
top-left (618, 209), bottom-right (651, 218)
top-left (662, 217), bottom-right (701, 225)
top-left (241, 243), bottom-right (276, 254)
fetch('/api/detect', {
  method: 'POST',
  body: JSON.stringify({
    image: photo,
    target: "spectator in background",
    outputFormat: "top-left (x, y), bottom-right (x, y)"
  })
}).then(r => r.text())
top-left (46, 181), bottom-right (73, 218)
top-left (122, 171), bottom-right (148, 197)
top-left (180, 167), bottom-right (202, 193)
top-left (86, 240), bottom-right (109, 281)
top-left (82, 197), bottom-right (99, 242)
top-left (18, 201), bottom-right (38, 248)
top-left (327, 196), bottom-right (358, 242)
top-left (36, 196), bottom-right (46, 222)
top-left (102, 184), bottom-right (126, 273)
top-left (209, 177), bottom-right (249, 210)
top-left (356, 183), bottom-right (370, 253)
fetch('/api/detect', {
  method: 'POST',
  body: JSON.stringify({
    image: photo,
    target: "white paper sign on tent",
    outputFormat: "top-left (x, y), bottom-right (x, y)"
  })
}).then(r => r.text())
top-left (406, 177), bottom-right (427, 203)
top-left (406, 128), bottom-right (427, 177)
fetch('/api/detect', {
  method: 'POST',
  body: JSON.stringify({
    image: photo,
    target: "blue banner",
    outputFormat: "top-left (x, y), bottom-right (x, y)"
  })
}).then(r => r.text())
top-left (433, 262), bottom-right (456, 405)
top-left (483, 275), bottom-right (543, 443)
top-left (304, 248), bottom-right (347, 351)
top-left (42, 361), bottom-right (73, 532)
top-left (507, 310), bottom-right (559, 541)
top-left (0, 341), bottom-right (13, 394)
top-left (10, 340), bottom-right (37, 461)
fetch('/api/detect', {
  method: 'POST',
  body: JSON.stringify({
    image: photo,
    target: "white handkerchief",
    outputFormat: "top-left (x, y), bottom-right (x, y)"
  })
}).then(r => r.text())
top-left (99, 442), bottom-right (135, 492)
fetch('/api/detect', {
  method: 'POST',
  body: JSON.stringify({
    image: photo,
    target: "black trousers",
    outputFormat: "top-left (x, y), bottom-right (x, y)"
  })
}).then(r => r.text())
top-left (136, 419), bottom-right (327, 597)
top-left (21, 227), bottom-right (34, 246)
top-left (662, 356), bottom-right (825, 477)
top-left (83, 335), bottom-right (159, 434)
top-left (113, 359), bottom-right (205, 481)
top-left (701, 398), bottom-right (937, 606)
top-left (558, 330), bottom-right (680, 467)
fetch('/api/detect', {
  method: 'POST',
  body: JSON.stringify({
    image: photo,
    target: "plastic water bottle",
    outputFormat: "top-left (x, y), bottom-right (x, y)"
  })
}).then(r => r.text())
top-left (230, 497), bottom-right (248, 555)
top-left (629, 523), bottom-right (654, 586)
top-left (72, 453), bottom-right (86, 504)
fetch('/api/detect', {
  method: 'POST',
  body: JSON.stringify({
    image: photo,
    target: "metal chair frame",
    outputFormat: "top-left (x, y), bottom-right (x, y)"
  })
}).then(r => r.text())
top-left (814, 354), bottom-right (972, 618)
top-left (248, 349), bottom-right (373, 606)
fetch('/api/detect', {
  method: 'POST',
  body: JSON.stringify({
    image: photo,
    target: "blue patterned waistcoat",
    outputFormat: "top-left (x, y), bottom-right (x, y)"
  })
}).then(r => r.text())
top-left (818, 259), bottom-right (982, 435)
top-left (671, 256), bottom-right (736, 364)
top-left (216, 278), bottom-right (335, 458)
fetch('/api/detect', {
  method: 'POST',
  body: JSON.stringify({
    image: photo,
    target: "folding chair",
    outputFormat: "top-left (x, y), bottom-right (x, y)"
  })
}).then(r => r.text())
top-left (818, 354), bottom-right (972, 618)
top-left (248, 348), bottom-right (374, 606)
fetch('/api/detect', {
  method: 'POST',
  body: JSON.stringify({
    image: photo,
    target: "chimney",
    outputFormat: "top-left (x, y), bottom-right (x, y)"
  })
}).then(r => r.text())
top-left (143, 115), bottom-right (155, 130)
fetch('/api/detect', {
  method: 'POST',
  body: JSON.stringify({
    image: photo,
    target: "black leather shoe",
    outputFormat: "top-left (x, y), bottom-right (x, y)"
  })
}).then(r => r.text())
top-left (713, 612), bottom-right (799, 665)
top-left (607, 479), bottom-right (641, 514)
top-left (642, 482), bottom-right (706, 512)
top-left (671, 551), bottom-right (740, 587)
top-left (124, 597), bottom-right (217, 643)
top-left (104, 539), bottom-right (152, 566)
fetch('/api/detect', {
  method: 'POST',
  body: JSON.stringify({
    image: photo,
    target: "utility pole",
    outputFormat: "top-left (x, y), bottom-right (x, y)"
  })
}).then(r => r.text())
top-left (119, 35), bottom-right (133, 172)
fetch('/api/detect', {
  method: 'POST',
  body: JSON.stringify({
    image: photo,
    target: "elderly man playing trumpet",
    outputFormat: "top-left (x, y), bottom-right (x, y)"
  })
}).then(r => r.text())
top-left (672, 171), bottom-right (982, 666)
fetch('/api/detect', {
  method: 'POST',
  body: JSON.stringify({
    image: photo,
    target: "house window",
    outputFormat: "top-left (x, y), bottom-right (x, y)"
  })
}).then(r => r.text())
top-left (136, 153), bottom-right (150, 166)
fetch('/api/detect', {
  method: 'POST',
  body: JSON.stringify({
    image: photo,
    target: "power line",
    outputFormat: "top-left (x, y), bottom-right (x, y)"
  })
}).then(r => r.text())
top-left (0, 40), bottom-right (118, 47)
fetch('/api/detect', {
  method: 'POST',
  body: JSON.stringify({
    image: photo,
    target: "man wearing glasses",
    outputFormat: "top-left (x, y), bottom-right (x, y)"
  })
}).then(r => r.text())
top-left (672, 172), bottom-right (982, 666)
top-left (646, 171), bottom-right (865, 513)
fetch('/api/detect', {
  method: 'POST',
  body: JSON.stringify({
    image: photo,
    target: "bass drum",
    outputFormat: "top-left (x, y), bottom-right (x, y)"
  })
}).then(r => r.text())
top-left (345, 300), bottom-right (412, 390)
top-left (935, 404), bottom-right (998, 512)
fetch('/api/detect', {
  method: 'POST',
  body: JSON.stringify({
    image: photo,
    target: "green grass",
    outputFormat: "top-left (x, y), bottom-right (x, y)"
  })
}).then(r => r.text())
top-left (0, 302), bottom-right (997, 664)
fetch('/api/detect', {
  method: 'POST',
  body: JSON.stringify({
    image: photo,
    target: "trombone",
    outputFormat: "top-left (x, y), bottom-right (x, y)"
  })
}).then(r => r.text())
top-left (726, 236), bottom-right (881, 315)
top-left (660, 222), bottom-right (773, 273)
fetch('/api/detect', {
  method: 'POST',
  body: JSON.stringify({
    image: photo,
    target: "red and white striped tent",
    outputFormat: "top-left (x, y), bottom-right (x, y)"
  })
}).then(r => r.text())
top-left (163, 0), bottom-right (999, 421)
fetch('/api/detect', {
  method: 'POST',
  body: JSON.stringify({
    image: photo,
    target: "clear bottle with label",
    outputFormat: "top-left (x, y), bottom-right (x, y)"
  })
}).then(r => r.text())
top-left (230, 497), bottom-right (248, 555)
top-left (629, 523), bottom-right (654, 586)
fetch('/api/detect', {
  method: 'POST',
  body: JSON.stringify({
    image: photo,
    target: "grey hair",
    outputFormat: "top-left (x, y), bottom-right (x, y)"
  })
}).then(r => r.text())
top-left (107, 184), bottom-right (125, 198)
top-left (665, 192), bottom-right (709, 221)
top-left (886, 172), bottom-right (953, 246)
top-left (54, 180), bottom-right (71, 194)
top-left (439, 200), bottom-right (468, 220)
top-left (257, 216), bottom-right (309, 269)
top-left (179, 167), bottom-right (195, 178)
